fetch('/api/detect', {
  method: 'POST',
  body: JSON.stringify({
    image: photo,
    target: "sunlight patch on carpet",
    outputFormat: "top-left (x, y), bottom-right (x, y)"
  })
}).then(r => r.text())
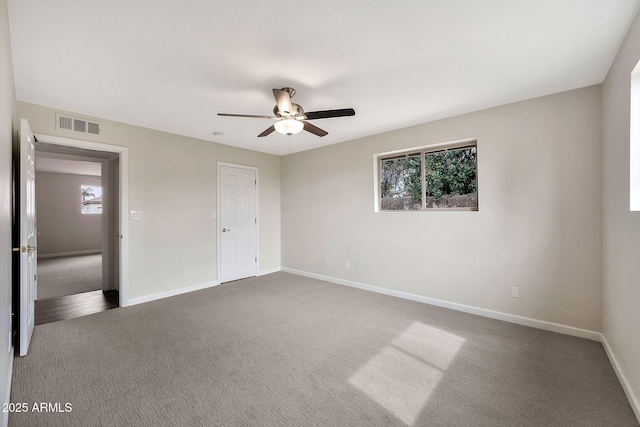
top-left (349, 322), bottom-right (465, 425)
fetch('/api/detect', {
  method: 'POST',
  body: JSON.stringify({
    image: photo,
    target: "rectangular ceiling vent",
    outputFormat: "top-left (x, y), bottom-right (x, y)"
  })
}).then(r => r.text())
top-left (56, 113), bottom-right (100, 135)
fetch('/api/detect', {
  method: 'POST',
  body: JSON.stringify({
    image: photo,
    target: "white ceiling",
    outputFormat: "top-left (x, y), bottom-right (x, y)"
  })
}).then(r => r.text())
top-left (8, 1), bottom-right (640, 156)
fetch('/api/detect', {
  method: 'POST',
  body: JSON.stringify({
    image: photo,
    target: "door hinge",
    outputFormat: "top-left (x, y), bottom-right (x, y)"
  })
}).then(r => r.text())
top-left (255, 218), bottom-right (257, 224)
top-left (255, 257), bottom-right (257, 262)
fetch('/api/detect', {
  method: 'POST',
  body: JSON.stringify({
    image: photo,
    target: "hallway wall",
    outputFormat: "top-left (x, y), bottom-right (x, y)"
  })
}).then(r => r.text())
top-left (36, 172), bottom-right (102, 256)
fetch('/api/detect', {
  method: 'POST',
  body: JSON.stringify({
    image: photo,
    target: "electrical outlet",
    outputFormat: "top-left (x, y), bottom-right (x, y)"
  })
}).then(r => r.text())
top-left (343, 260), bottom-right (350, 269)
top-left (210, 210), bottom-right (216, 219)
top-left (130, 211), bottom-right (142, 220)
top-left (182, 269), bottom-right (188, 278)
top-left (511, 286), bottom-right (520, 298)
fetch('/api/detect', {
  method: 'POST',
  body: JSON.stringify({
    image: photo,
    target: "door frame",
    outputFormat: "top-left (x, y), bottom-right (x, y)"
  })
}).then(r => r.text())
top-left (216, 161), bottom-right (259, 284)
top-left (34, 133), bottom-right (130, 307)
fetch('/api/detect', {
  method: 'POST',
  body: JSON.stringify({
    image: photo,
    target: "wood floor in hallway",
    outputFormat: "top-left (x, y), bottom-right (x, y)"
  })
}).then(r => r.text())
top-left (35, 290), bottom-right (119, 325)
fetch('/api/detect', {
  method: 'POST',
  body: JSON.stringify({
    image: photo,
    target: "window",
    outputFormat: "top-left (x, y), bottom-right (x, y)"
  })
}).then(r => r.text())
top-left (631, 60), bottom-right (640, 211)
top-left (378, 141), bottom-right (477, 211)
top-left (81, 185), bottom-right (102, 214)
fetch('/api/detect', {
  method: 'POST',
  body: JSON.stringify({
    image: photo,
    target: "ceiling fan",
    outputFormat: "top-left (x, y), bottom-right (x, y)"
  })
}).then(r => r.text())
top-left (218, 87), bottom-right (355, 137)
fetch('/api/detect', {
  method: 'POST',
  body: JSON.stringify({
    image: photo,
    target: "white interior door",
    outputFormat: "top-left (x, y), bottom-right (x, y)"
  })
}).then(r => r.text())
top-left (219, 165), bottom-right (257, 283)
top-left (17, 119), bottom-right (37, 356)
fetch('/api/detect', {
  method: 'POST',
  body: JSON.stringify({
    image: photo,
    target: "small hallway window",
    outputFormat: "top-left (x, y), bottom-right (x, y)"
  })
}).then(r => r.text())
top-left (81, 185), bottom-right (102, 214)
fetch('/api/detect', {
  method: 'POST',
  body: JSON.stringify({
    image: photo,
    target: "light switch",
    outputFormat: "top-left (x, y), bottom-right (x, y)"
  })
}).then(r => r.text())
top-left (131, 211), bottom-right (142, 220)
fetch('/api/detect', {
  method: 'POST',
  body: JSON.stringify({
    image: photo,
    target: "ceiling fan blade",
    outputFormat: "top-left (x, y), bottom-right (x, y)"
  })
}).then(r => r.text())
top-left (218, 113), bottom-right (276, 119)
top-left (303, 121), bottom-right (328, 137)
top-left (258, 125), bottom-right (276, 137)
top-left (304, 108), bottom-right (356, 120)
top-left (273, 88), bottom-right (293, 115)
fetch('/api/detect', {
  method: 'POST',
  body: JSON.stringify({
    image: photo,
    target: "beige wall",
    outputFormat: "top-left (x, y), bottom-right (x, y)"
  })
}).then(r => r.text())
top-left (36, 172), bottom-right (102, 256)
top-left (0, 0), bottom-right (14, 416)
top-left (17, 101), bottom-right (281, 300)
top-left (602, 9), bottom-right (640, 417)
top-left (282, 86), bottom-right (603, 332)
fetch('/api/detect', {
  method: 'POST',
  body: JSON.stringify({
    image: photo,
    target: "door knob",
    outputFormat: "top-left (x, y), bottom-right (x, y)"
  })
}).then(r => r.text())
top-left (222, 228), bottom-right (231, 233)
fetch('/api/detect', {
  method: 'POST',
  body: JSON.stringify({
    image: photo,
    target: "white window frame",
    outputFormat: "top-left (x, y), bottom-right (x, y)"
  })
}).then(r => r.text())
top-left (374, 138), bottom-right (478, 212)
top-left (631, 60), bottom-right (640, 211)
top-left (81, 184), bottom-right (103, 215)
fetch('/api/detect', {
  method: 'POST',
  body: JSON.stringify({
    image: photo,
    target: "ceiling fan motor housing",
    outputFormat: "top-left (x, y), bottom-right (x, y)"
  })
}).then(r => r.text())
top-left (274, 103), bottom-right (304, 118)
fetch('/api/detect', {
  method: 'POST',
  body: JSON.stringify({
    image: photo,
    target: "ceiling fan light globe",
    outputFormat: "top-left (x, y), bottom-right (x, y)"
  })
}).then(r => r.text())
top-left (274, 119), bottom-right (304, 136)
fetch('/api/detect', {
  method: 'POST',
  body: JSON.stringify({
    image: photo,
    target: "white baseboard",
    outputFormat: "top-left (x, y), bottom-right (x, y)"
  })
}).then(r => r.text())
top-left (2, 351), bottom-right (12, 427)
top-left (38, 249), bottom-right (101, 259)
top-left (601, 335), bottom-right (640, 423)
top-left (257, 267), bottom-right (281, 276)
top-left (127, 281), bottom-right (219, 306)
top-left (126, 268), bottom-right (284, 307)
top-left (281, 268), bottom-right (602, 342)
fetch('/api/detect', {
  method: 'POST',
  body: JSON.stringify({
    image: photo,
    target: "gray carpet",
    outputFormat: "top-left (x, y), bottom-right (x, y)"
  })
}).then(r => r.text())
top-left (10, 272), bottom-right (639, 426)
top-left (37, 254), bottom-right (102, 300)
